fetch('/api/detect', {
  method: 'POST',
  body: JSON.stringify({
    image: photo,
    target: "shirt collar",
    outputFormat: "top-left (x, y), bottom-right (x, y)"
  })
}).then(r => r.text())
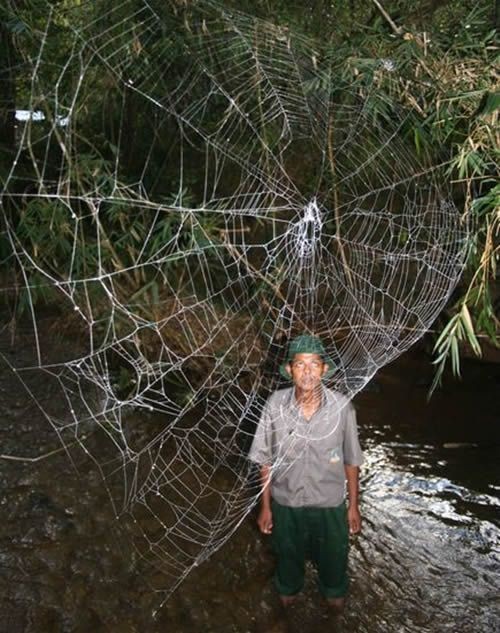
top-left (284, 385), bottom-right (327, 418)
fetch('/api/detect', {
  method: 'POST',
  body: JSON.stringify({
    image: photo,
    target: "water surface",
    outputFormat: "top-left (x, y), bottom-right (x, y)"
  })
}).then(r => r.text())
top-left (0, 321), bottom-right (498, 632)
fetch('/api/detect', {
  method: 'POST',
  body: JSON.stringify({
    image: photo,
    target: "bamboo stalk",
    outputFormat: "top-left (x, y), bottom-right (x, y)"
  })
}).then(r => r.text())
top-left (327, 113), bottom-right (354, 287)
top-left (370, 0), bottom-right (403, 35)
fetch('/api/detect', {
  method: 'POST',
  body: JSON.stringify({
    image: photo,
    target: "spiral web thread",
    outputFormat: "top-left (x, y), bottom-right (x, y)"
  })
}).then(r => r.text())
top-left (1, 0), bottom-right (467, 602)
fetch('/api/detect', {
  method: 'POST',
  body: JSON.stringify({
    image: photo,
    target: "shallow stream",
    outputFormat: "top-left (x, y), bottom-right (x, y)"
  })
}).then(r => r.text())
top-left (0, 319), bottom-right (498, 632)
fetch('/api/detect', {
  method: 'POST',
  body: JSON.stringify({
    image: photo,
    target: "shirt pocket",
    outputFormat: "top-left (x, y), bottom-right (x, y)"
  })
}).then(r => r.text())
top-left (326, 444), bottom-right (344, 467)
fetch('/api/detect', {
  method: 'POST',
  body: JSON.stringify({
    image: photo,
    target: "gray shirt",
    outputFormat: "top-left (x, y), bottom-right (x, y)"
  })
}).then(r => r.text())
top-left (249, 386), bottom-right (364, 508)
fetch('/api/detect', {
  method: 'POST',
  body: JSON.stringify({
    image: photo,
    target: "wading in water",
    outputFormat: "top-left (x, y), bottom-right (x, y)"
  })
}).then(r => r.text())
top-left (249, 335), bottom-right (364, 617)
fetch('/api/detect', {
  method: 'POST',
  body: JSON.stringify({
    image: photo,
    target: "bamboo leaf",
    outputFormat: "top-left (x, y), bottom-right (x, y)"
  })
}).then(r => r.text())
top-left (413, 126), bottom-right (421, 157)
top-left (477, 91), bottom-right (500, 117)
top-left (461, 304), bottom-right (482, 356)
top-left (450, 336), bottom-right (460, 376)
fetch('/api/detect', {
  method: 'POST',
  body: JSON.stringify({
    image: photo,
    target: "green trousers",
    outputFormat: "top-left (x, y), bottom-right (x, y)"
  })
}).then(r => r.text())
top-left (271, 500), bottom-right (349, 598)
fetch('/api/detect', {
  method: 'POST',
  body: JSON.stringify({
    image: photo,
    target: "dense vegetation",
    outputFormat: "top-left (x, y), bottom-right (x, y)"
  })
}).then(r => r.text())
top-left (0, 0), bottom-right (498, 390)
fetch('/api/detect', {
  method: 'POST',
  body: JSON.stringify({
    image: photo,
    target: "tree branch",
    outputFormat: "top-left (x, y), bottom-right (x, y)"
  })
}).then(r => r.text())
top-left (370, 0), bottom-right (403, 35)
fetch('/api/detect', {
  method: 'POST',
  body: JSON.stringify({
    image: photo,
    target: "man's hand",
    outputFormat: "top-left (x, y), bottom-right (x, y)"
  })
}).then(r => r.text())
top-left (347, 504), bottom-right (361, 535)
top-left (257, 465), bottom-right (273, 534)
top-left (345, 464), bottom-right (361, 534)
top-left (257, 505), bottom-right (273, 534)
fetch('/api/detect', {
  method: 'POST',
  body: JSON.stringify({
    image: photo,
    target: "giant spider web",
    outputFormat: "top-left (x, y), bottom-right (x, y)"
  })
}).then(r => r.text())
top-left (1, 0), bottom-right (467, 602)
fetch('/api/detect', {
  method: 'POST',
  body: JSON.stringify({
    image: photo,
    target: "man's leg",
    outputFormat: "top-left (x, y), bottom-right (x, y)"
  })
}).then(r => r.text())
top-left (271, 501), bottom-right (306, 603)
top-left (309, 503), bottom-right (349, 611)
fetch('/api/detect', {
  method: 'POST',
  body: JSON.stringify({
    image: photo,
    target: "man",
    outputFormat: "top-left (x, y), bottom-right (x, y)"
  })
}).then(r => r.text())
top-left (249, 334), bottom-right (364, 613)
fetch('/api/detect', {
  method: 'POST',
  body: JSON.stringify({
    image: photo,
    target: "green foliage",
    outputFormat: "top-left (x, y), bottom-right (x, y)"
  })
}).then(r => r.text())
top-left (430, 304), bottom-right (481, 393)
top-left (1, 0), bottom-right (498, 388)
top-left (319, 1), bottom-right (499, 388)
top-left (431, 182), bottom-right (499, 393)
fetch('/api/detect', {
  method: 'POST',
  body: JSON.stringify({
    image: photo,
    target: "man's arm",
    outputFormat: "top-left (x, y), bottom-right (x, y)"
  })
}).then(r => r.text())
top-left (345, 464), bottom-right (361, 534)
top-left (257, 464), bottom-right (273, 534)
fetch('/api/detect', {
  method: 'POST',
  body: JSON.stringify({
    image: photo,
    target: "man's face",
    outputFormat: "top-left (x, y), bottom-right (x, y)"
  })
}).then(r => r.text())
top-left (286, 353), bottom-right (328, 392)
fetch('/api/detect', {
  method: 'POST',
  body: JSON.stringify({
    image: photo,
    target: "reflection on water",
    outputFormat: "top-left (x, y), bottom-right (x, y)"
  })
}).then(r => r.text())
top-left (348, 434), bottom-right (499, 633)
top-left (0, 327), bottom-right (498, 632)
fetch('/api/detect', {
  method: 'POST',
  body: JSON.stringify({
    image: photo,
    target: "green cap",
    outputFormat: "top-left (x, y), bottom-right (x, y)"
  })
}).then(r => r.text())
top-left (279, 334), bottom-right (336, 380)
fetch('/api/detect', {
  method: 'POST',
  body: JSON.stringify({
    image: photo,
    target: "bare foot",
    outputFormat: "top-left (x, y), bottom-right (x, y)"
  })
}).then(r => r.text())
top-left (280, 594), bottom-right (298, 607)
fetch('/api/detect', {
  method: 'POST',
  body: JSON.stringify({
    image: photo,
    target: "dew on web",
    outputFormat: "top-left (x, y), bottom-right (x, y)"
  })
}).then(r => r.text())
top-left (1, 0), bottom-right (468, 604)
